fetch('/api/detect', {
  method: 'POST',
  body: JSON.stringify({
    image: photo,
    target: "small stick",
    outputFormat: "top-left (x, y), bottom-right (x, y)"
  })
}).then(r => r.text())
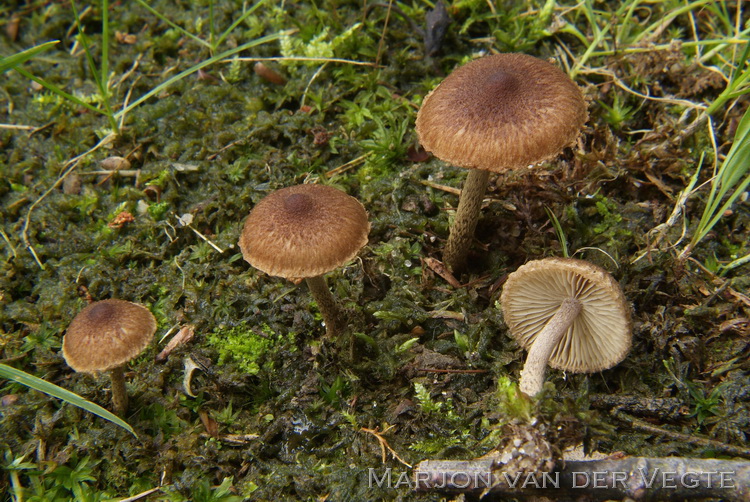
top-left (81, 169), bottom-right (141, 177)
top-left (418, 179), bottom-right (517, 211)
top-left (233, 56), bottom-right (378, 67)
top-left (175, 214), bottom-right (225, 253)
top-left (426, 309), bottom-right (464, 321)
top-left (0, 124), bottom-right (35, 130)
top-left (585, 394), bottom-right (688, 421)
top-left (325, 152), bottom-right (372, 177)
top-left (612, 408), bottom-right (750, 458)
top-left (111, 487), bottom-right (162, 502)
top-left (414, 456), bottom-right (750, 501)
top-left (207, 137), bottom-right (246, 161)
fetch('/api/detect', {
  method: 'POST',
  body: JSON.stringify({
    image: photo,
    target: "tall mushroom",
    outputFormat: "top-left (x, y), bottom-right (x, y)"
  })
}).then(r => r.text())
top-left (416, 53), bottom-right (588, 272)
top-left (500, 258), bottom-right (631, 396)
top-left (62, 299), bottom-right (157, 415)
top-left (238, 184), bottom-right (370, 338)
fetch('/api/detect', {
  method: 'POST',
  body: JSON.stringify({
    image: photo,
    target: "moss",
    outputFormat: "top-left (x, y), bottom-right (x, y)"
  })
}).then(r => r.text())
top-left (2, 0), bottom-right (750, 499)
top-left (206, 321), bottom-right (296, 375)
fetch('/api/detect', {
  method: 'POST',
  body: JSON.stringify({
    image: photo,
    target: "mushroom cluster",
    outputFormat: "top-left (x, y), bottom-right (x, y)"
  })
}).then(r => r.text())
top-left (62, 299), bottom-right (156, 415)
top-left (238, 184), bottom-right (370, 338)
top-left (416, 53), bottom-right (588, 272)
top-left (500, 258), bottom-right (632, 396)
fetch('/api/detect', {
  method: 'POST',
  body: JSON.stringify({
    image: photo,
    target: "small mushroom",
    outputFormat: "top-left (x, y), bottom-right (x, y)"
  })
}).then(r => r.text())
top-left (238, 184), bottom-right (370, 338)
top-left (62, 299), bottom-right (157, 415)
top-left (500, 258), bottom-right (631, 396)
top-left (416, 53), bottom-right (588, 272)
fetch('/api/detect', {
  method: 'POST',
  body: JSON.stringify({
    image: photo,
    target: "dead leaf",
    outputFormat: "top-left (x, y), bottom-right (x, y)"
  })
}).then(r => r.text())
top-left (199, 410), bottom-right (219, 438)
top-left (156, 324), bottom-right (195, 362)
top-left (423, 257), bottom-right (461, 288)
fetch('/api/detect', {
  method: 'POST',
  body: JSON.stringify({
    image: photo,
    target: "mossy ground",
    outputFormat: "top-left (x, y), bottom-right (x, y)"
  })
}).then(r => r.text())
top-left (1, 1), bottom-right (749, 500)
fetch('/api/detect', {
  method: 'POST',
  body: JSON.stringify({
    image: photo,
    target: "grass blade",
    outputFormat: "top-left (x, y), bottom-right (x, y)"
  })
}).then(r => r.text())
top-left (705, 39), bottom-right (750, 115)
top-left (0, 363), bottom-right (137, 437)
top-left (545, 206), bottom-right (569, 258)
top-left (101, 0), bottom-right (110, 97)
top-left (70, 0), bottom-right (119, 133)
top-left (688, 106), bottom-right (750, 252)
top-left (14, 67), bottom-right (108, 116)
top-left (0, 40), bottom-right (59, 74)
top-left (133, 0), bottom-right (212, 49)
top-left (115, 30), bottom-right (292, 120)
top-left (215, 0), bottom-right (267, 49)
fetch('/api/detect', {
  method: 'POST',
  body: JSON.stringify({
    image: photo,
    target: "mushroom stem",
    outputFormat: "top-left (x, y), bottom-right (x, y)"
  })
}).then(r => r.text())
top-left (443, 169), bottom-right (491, 272)
top-left (305, 275), bottom-right (345, 337)
top-left (519, 297), bottom-right (582, 396)
top-left (109, 366), bottom-right (128, 415)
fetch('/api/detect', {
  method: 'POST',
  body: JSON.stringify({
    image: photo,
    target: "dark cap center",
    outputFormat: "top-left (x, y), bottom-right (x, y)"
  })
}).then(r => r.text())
top-left (87, 302), bottom-right (116, 324)
top-left (283, 192), bottom-right (314, 215)
top-left (486, 69), bottom-right (520, 96)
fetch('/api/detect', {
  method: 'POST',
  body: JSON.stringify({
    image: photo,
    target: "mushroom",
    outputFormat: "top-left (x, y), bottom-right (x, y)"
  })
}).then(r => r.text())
top-left (499, 257), bottom-right (631, 396)
top-left (415, 53), bottom-right (588, 272)
top-left (238, 184), bottom-right (370, 338)
top-left (62, 299), bottom-right (157, 415)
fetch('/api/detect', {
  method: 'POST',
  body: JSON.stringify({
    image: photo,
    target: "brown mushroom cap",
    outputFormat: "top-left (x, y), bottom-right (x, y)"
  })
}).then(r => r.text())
top-left (500, 257), bottom-right (631, 373)
top-left (238, 184), bottom-right (370, 279)
top-left (62, 299), bottom-right (157, 373)
top-left (415, 53), bottom-right (588, 172)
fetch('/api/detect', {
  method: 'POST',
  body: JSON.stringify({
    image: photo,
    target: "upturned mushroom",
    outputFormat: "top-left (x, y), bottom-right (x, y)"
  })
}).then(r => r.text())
top-left (62, 299), bottom-right (157, 415)
top-left (416, 53), bottom-right (588, 272)
top-left (500, 257), bottom-right (631, 396)
top-left (238, 184), bottom-right (369, 338)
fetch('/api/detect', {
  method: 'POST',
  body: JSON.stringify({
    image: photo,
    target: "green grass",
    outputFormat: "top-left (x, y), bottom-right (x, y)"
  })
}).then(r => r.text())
top-left (0, 363), bottom-right (136, 437)
top-left (682, 105), bottom-right (750, 269)
top-left (133, 0), bottom-right (268, 55)
top-left (3, 0), bottom-right (750, 498)
top-left (0, 40), bottom-right (59, 74)
top-left (8, 0), bottom-right (289, 137)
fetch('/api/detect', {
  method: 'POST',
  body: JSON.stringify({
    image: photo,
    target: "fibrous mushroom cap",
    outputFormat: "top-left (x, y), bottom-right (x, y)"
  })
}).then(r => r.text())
top-left (500, 257), bottom-right (631, 373)
top-left (415, 53), bottom-right (588, 172)
top-left (62, 299), bottom-right (157, 373)
top-left (238, 184), bottom-right (370, 279)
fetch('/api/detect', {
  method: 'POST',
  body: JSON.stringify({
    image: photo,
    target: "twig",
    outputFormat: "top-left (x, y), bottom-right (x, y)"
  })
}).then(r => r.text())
top-left (375, 0), bottom-right (393, 67)
top-left (420, 179), bottom-right (460, 196)
top-left (232, 56), bottom-right (377, 67)
top-left (426, 309), bottom-right (465, 321)
top-left (417, 180), bottom-right (517, 211)
top-left (80, 169), bottom-right (141, 177)
top-left (586, 394), bottom-right (688, 421)
top-left (1, 229), bottom-right (18, 259)
top-left (612, 408), bottom-right (750, 458)
top-left (414, 456), bottom-right (750, 501)
top-left (361, 425), bottom-right (412, 468)
top-left (175, 214), bottom-right (225, 253)
top-left (0, 124), bottom-right (35, 130)
top-left (198, 432), bottom-right (260, 445)
top-left (300, 62), bottom-right (328, 110)
top-left (325, 152), bottom-right (372, 177)
top-left (111, 487), bottom-right (162, 502)
top-left (207, 137), bottom-right (247, 161)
